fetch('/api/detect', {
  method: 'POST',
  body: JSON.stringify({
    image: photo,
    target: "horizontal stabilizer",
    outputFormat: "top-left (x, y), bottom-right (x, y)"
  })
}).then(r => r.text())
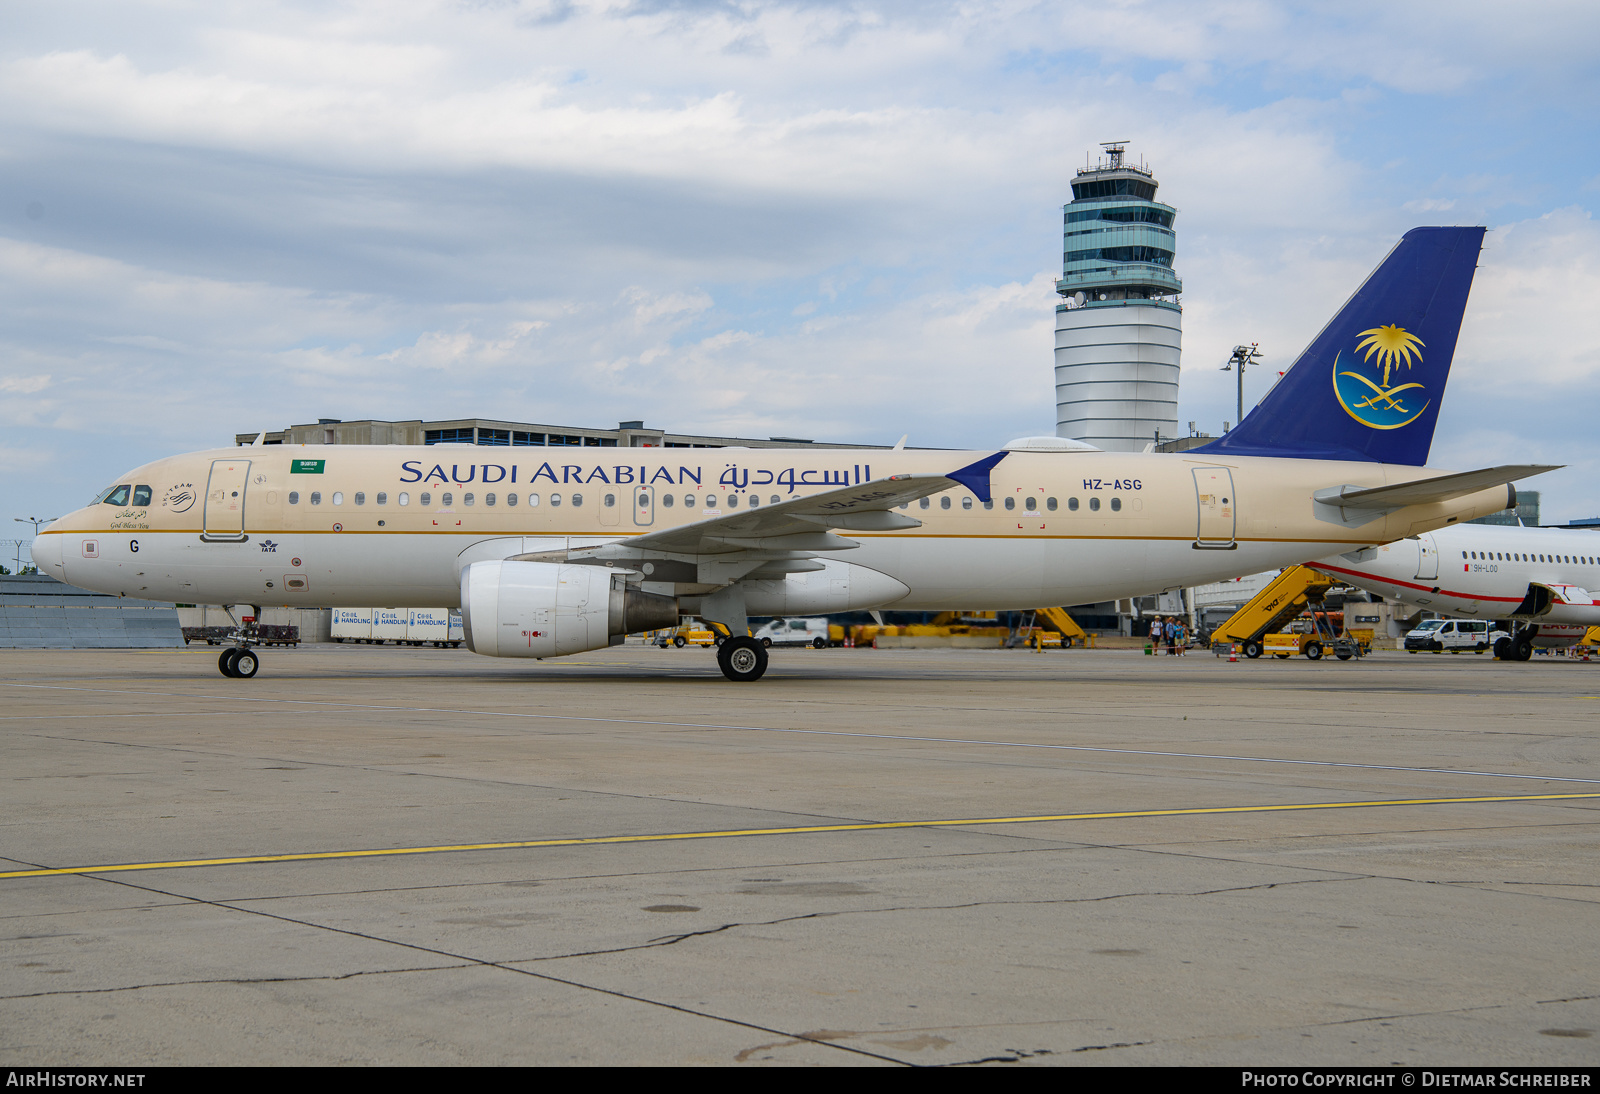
top-left (1314, 465), bottom-right (1560, 510)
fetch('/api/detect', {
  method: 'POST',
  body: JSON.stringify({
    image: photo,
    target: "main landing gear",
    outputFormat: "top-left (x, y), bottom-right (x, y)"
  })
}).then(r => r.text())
top-left (218, 647), bottom-right (260, 678)
top-left (716, 635), bottom-right (769, 682)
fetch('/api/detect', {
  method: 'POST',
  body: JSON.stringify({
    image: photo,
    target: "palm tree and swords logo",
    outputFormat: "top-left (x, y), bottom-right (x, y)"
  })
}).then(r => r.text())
top-left (1333, 323), bottom-right (1430, 429)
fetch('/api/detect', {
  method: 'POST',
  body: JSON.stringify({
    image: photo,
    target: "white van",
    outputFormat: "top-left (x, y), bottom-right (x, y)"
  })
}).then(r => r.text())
top-left (753, 617), bottom-right (830, 649)
top-left (1403, 619), bottom-right (1504, 653)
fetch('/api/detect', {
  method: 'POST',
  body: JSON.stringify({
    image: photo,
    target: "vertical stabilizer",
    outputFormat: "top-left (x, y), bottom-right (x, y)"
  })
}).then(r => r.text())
top-left (1192, 226), bottom-right (1485, 465)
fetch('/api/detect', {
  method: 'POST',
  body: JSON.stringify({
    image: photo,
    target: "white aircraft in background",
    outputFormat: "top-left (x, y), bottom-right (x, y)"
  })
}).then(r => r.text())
top-left (34, 227), bottom-right (1556, 681)
top-left (1316, 523), bottom-right (1600, 660)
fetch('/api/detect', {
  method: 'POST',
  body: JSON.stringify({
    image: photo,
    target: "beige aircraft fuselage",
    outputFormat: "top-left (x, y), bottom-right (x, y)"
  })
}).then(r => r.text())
top-left (36, 444), bottom-right (1515, 615)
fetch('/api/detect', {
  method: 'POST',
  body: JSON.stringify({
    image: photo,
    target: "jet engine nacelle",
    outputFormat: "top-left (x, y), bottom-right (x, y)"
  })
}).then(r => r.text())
top-left (460, 560), bottom-right (679, 658)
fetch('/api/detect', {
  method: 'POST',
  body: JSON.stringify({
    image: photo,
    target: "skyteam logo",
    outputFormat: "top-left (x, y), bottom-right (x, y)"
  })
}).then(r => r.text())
top-left (1332, 323), bottom-right (1431, 430)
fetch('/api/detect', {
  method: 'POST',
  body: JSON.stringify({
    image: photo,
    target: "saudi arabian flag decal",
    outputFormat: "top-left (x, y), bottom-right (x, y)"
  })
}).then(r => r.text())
top-left (1333, 324), bottom-right (1431, 430)
top-left (290, 459), bottom-right (326, 474)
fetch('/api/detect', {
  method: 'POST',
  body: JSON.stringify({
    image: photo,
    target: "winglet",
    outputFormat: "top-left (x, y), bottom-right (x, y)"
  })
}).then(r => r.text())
top-left (946, 451), bottom-right (1009, 503)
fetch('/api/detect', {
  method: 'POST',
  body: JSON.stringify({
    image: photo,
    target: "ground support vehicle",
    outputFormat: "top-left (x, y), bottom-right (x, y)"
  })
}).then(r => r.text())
top-left (1212, 565), bottom-right (1364, 661)
top-left (183, 623), bottom-right (299, 647)
top-left (753, 617), bottom-right (831, 649)
top-left (1404, 618), bottom-right (1503, 654)
top-left (655, 625), bottom-right (720, 649)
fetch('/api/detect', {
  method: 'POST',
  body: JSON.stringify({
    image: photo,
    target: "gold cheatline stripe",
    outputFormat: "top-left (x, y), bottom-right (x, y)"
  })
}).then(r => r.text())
top-left (4, 793), bottom-right (1596, 880)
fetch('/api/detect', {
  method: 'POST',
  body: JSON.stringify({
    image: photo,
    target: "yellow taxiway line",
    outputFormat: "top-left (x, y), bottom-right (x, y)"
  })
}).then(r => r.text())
top-left (4, 792), bottom-right (1597, 880)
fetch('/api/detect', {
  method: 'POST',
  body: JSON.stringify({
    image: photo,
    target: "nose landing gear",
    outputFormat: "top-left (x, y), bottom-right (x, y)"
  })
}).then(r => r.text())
top-left (218, 647), bottom-right (260, 678)
top-left (215, 603), bottom-right (265, 678)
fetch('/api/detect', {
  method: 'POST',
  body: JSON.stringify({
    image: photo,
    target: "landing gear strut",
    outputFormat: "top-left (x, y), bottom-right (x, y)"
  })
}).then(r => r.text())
top-left (215, 604), bottom-right (264, 678)
top-left (717, 636), bottom-right (769, 682)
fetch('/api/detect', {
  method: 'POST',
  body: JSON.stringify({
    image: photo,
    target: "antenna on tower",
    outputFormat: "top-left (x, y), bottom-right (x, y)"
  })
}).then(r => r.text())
top-left (1100, 140), bottom-right (1129, 169)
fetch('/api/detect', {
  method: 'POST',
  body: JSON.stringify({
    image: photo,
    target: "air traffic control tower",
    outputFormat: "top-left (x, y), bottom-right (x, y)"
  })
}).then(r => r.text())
top-left (1054, 143), bottom-right (1182, 451)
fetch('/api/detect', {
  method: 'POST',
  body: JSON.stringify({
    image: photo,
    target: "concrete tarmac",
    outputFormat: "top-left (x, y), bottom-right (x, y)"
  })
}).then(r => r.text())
top-left (1, 643), bottom-right (1597, 1066)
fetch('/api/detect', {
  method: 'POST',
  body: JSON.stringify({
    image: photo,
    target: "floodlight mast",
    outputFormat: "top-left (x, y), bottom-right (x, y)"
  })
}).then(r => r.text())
top-left (1220, 343), bottom-right (1262, 430)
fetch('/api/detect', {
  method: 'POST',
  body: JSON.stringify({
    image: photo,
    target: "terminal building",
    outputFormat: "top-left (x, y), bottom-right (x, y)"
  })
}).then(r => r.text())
top-left (1054, 142), bottom-right (1183, 452)
top-left (237, 418), bottom-right (885, 451)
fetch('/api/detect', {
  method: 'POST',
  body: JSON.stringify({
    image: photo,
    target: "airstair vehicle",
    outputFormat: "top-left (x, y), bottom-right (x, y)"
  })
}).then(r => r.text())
top-left (1210, 565), bottom-right (1363, 661)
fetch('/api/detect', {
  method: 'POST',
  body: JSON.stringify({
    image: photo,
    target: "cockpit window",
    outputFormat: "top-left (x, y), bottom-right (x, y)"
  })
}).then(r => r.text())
top-left (132, 485), bottom-right (152, 506)
top-left (101, 485), bottom-right (132, 506)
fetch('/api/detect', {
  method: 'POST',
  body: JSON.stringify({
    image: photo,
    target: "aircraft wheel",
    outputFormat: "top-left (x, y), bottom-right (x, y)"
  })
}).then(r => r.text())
top-left (673, 635), bottom-right (687, 648)
top-left (1305, 642), bottom-right (1323, 661)
top-left (717, 636), bottom-right (768, 682)
top-left (218, 649), bottom-right (239, 677)
top-left (1243, 640), bottom-right (1263, 660)
top-left (233, 649), bottom-right (260, 678)
top-left (1493, 637), bottom-right (1510, 660)
top-left (1514, 636), bottom-right (1534, 662)
top-left (812, 636), bottom-right (827, 649)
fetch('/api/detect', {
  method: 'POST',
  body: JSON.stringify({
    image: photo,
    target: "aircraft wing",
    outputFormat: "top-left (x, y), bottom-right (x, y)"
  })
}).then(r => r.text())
top-left (520, 452), bottom-right (1008, 569)
top-left (1314, 464), bottom-right (1560, 510)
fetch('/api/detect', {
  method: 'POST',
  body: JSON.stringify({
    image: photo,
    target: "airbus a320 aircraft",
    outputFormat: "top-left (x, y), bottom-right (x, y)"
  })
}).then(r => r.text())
top-left (1315, 523), bottom-right (1600, 660)
top-left (34, 226), bottom-right (1555, 681)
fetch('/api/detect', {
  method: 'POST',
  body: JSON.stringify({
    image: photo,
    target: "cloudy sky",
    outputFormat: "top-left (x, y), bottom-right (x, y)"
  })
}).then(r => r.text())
top-left (4, 0), bottom-right (1599, 547)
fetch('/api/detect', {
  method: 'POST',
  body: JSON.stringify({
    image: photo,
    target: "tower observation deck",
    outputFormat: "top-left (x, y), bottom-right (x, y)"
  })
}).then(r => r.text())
top-left (1054, 142), bottom-right (1182, 451)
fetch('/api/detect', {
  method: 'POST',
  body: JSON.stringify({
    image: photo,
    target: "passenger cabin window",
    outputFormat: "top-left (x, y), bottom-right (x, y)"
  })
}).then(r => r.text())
top-left (726, 495), bottom-right (738, 508)
top-left (685, 495), bottom-right (696, 507)
top-left (1004, 497), bottom-right (1015, 510)
top-left (604, 493), bottom-right (616, 508)
top-left (310, 492), bottom-right (322, 505)
top-left (962, 498), bottom-right (972, 510)
top-left (1024, 497), bottom-right (1036, 512)
top-left (441, 492), bottom-right (453, 507)
top-left (376, 492), bottom-right (388, 505)
top-left (354, 492), bottom-right (365, 505)
top-left (398, 492), bottom-right (409, 506)
top-left (920, 498), bottom-right (930, 509)
top-left (1089, 497), bottom-right (1101, 512)
top-left (419, 492), bottom-right (431, 506)
top-left (770, 495), bottom-right (780, 505)
top-left (940, 497), bottom-right (950, 509)
top-left (1046, 498), bottom-right (1057, 511)
top-left (571, 493), bottom-right (584, 507)
top-left (132, 485), bottom-right (152, 506)
top-left (1110, 497), bottom-right (1121, 512)
top-left (528, 494), bottom-right (539, 506)
top-left (1068, 497), bottom-right (1079, 511)
top-left (332, 491), bottom-right (344, 506)
top-left (288, 491), bottom-right (300, 505)
top-left (463, 493), bottom-right (475, 506)
top-left (983, 500), bottom-right (993, 510)
top-left (505, 493), bottom-right (515, 507)
top-left (748, 495), bottom-right (760, 508)
top-left (663, 494), bottom-right (674, 507)
top-left (485, 493), bottom-right (496, 506)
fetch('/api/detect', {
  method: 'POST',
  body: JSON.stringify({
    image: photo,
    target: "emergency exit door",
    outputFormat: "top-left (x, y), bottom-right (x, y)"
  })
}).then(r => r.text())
top-left (1414, 534), bottom-right (1439, 580)
top-left (202, 459), bottom-right (251, 542)
top-left (1192, 467), bottom-right (1237, 549)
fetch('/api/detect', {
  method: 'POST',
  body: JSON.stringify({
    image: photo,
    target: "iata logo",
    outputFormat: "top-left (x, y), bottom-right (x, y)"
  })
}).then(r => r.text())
top-left (260, 539), bottom-right (278, 553)
top-left (1333, 323), bottom-right (1430, 430)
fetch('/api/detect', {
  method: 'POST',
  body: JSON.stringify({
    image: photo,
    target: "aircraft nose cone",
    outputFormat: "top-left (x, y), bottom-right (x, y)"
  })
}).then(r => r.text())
top-left (31, 529), bottom-right (64, 580)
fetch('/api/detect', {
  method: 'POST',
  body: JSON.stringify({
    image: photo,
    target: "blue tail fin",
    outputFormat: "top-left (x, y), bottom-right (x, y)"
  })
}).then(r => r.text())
top-left (1191, 226), bottom-right (1485, 465)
